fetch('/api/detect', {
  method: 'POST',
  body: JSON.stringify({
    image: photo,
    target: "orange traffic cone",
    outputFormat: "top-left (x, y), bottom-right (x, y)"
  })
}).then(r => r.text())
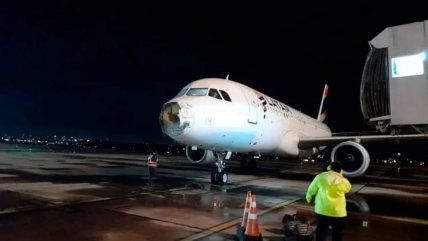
top-left (237, 191), bottom-right (252, 240)
top-left (244, 195), bottom-right (263, 241)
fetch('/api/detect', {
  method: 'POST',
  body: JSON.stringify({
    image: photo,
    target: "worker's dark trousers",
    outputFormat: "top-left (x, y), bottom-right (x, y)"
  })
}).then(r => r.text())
top-left (148, 167), bottom-right (156, 186)
top-left (316, 214), bottom-right (345, 241)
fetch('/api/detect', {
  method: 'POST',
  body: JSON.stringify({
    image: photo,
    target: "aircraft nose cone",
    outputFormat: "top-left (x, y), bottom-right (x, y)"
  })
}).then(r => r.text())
top-left (160, 102), bottom-right (187, 137)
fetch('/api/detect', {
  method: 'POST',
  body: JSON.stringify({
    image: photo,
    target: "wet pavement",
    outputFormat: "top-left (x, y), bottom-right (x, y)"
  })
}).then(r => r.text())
top-left (0, 144), bottom-right (427, 241)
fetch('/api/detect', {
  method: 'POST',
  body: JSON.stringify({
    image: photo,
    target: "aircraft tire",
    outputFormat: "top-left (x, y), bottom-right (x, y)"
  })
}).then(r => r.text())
top-left (211, 170), bottom-right (219, 185)
top-left (240, 159), bottom-right (248, 172)
top-left (218, 171), bottom-right (228, 185)
top-left (248, 159), bottom-right (258, 173)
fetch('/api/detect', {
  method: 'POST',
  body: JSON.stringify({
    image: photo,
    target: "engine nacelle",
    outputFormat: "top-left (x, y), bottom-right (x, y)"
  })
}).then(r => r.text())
top-left (185, 146), bottom-right (217, 164)
top-left (330, 141), bottom-right (370, 177)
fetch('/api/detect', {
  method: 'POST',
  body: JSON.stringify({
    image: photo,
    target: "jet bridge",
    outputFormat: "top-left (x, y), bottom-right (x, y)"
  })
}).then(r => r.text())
top-left (360, 20), bottom-right (428, 133)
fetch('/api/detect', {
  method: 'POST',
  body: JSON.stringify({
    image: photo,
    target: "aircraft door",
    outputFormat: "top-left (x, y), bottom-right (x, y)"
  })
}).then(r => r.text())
top-left (240, 86), bottom-right (258, 124)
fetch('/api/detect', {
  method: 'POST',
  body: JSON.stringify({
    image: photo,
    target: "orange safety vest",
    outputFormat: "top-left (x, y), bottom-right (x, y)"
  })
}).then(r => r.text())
top-left (148, 154), bottom-right (158, 167)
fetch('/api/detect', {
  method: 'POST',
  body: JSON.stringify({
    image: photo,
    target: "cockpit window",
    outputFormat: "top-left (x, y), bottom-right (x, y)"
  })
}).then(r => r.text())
top-left (208, 88), bottom-right (222, 100)
top-left (219, 90), bottom-right (232, 102)
top-left (186, 88), bottom-right (208, 96)
top-left (176, 88), bottom-right (189, 97)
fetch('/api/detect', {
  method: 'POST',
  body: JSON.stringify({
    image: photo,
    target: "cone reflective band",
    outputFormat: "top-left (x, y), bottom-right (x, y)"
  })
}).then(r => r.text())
top-left (248, 213), bottom-right (257, 219)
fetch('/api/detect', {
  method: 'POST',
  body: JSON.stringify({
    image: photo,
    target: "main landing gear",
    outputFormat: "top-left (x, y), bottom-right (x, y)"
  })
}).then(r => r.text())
top-left (210, 151), bottom-right (231, 185)
top-left (239, 158), bottom-right (258, 173)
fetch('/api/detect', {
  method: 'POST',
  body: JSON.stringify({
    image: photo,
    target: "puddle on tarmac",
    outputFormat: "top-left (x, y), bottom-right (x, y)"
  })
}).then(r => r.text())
top-left (347, 194), bottom-right (427, 219)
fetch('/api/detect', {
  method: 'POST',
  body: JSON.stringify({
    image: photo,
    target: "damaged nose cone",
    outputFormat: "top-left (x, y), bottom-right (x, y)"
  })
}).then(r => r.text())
top-left (160, 102), bottom-right (186, 137)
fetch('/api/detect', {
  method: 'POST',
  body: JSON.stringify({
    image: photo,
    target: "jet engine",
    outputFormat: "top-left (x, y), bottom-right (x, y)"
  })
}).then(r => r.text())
top-left (330, 141), bottom-right (370, 177)
top-left (185, 146), bottom-right (217, 164)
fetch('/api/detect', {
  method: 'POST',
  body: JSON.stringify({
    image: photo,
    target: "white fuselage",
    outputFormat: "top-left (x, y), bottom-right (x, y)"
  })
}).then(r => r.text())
top-left (160, 78), bottom-right (332, 157)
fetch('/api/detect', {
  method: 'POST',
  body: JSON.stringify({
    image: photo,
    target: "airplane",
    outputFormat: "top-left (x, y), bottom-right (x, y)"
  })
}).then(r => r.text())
top-left (159, 77), bottom-right (428, 185)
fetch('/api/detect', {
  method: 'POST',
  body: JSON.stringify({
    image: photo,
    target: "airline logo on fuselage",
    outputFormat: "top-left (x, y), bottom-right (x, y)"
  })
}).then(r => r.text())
top-left (254, 91), bottom-right (291, 114)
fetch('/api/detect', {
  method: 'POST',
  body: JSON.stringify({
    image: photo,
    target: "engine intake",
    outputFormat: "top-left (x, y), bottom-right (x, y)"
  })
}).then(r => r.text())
top-left (330, 141), bottom-right (370, 177)
top-left (185, 146), bottom-right (216, 164)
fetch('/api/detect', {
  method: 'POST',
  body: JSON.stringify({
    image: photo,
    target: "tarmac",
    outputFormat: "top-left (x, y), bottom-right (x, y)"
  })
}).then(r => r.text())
top-left (0, 143), bottom-right (427, 241)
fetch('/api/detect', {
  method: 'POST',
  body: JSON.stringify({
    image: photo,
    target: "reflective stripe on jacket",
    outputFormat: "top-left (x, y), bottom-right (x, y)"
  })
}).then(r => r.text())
top-left (148, 154), bottom-right (158, 167)
top-left (306, 170), bottom-right (351, 217)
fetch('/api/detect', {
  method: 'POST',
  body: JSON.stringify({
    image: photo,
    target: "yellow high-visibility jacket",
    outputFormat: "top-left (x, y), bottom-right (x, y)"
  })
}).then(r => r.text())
top-left (306, 170), bottom-right (351, 217)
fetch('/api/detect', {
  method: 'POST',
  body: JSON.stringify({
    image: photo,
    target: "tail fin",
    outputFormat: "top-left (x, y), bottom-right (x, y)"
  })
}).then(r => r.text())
top-left (317, 84), bottom-right (328, 122)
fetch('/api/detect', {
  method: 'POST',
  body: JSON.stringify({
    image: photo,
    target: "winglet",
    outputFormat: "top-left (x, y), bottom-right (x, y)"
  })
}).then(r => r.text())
top-left (317, 84), bottom-right (328, 122)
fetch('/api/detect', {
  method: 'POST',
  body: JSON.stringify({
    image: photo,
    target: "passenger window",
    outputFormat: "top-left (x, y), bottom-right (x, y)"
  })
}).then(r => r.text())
top-left (208, 88), bottom-right (222, 100)
top-left (219, 90), bottom-right (232, 102)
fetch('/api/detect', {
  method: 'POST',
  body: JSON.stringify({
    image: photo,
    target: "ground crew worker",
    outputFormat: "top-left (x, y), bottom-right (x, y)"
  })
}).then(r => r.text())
top-left (306, 161), bottom-right (351, 241)
top-left (147, 151), bottom-right (158, 187)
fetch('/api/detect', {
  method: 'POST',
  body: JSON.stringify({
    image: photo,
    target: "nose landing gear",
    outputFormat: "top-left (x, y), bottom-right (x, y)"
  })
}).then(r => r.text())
top-left (210, 151), bottom-right (231, 185)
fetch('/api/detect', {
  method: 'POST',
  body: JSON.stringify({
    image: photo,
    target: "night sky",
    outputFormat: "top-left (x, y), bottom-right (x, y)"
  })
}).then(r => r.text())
top-left (0, 1), bottom-right (426, 144)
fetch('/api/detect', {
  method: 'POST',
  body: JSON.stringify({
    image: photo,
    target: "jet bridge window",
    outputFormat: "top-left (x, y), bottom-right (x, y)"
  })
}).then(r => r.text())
top-left (219, 90), bottom-right (232, 102)
top-left (208, 88), bottom-right (222, 100)
top-left (186, 88), bottom-right (208, 96)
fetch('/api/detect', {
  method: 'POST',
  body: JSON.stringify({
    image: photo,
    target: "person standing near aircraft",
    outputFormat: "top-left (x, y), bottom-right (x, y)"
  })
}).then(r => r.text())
top-left (147, 151), bottom-right (159, 187)
top-left (306, 161), bottom-right (351, 241)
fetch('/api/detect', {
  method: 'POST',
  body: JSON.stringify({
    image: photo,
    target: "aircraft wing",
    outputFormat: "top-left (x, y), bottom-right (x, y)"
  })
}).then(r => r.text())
top-left (298, 133), bottom-right (428, 149)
